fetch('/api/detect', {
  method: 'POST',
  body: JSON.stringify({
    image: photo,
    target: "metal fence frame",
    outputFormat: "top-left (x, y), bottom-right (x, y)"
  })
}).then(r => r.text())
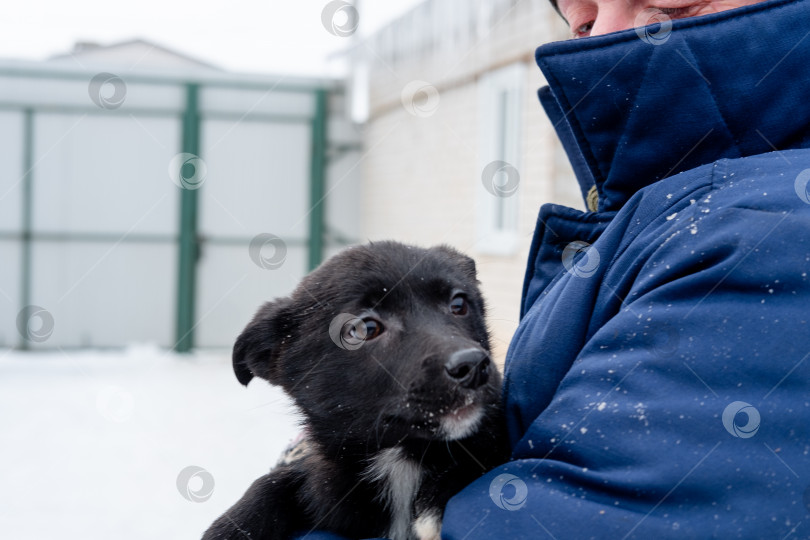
top-left (0, 63), bottom-right (343, 351)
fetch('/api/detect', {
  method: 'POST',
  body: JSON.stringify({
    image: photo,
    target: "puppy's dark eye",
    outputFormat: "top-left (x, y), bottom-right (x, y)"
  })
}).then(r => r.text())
top-left (346, 318), bottom-right (384, 342)
top-left (449, 294), bottom-right (468, 316)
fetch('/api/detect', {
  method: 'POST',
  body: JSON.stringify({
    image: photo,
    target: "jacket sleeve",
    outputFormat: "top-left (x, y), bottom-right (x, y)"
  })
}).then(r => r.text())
top-left (441, 187), bottom-right (810, 539)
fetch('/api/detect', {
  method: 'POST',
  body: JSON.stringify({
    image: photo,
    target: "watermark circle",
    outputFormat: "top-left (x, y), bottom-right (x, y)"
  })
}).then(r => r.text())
top-left (561, 241), bottom-right (601, 278)
top-left (482, 160), bottom-right (520, 198)
top-left (328, 313), bottom-right (366, 351)
top-left (722, 401), bottom-right (760, 439)
top-left (176, 465), bottom-right (215, 502)
top-left (321, 1), bottom-right (359, 37)
top-left (794, 169), bottom-right (810, 204)
top-left (16, 305), bottom-right (54, 343)
top-left (248, 234), bottom-right (287, 270)
top-left (168, 153), bottom-right (207, 190)
top-left (650, 323), bottom-right (680, 359)
top-left (96, 385), bottom-right (135, 423)
top-left (401, 80), bottom-right (440, 118)
top-left (634, 8), bottom-right (673, 45)
top-left (489, 473), bottom-right (528, 511)
top-left (88, 72), bottom-right (127, 109)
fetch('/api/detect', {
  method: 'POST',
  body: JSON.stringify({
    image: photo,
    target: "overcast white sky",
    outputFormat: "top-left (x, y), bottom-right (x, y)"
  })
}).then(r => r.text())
top-left (1, 0), bottom-right (423, 75)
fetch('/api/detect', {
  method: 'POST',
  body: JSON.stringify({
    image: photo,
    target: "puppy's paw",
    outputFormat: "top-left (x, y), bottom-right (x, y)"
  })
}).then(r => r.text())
top-left (413, 510), bottom-right (442, 540)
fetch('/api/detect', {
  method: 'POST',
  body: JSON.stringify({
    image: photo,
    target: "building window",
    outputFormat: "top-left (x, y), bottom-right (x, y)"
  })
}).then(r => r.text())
top-left (476, 62), bottom-right (525, 255)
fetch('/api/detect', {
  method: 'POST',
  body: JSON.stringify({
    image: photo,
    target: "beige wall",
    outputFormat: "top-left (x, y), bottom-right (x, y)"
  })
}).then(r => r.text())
top-left (358, 0), bottom-right (580, 363)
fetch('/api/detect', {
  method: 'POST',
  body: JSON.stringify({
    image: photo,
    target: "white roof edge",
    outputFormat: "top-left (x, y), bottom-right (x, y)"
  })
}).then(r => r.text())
top-left (0, 57), bottom-right (343, 91)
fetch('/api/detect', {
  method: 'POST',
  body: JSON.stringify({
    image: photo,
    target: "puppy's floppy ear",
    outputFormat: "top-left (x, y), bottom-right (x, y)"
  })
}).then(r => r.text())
top-left (432, 244), bottom-right (477, 281)
top-left (232, 298), bottom-right (294, 386)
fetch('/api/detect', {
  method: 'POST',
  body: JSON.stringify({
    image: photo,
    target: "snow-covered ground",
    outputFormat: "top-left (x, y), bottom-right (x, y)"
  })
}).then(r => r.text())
top-left (0, 345), bottom-right (301, 539)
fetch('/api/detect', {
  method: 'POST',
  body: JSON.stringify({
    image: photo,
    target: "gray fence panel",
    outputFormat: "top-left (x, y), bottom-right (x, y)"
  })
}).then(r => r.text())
top-left (0, 110), bottom-right (24, 231)
top-left (30, 241), bottom-right (176, 348)
top-left (194, 244), bottom-right (307, 348)
top-left (31, 114), bottom-right (180, 235)
top-left (0, 241), bottom-right (21, 347)
top-left (20, 111), bottom-right (181, 349)
top-left (194, 116), bottom-right (312, 348)
top-left (198, 119), bottom-right (312, 239)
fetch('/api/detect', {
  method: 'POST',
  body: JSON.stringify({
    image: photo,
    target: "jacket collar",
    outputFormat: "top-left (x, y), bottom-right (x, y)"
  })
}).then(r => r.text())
top-left (536, 0), bottom-right (810, 212)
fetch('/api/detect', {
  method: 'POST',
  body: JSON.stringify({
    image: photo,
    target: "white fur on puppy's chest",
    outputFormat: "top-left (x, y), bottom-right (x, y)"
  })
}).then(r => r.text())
top-left (413, 510), bottom-right (442, 540)
top-left (365, 447), bottom-right (423, 540)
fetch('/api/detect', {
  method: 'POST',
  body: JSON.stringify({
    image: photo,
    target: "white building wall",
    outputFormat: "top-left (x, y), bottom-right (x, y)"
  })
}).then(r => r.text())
top-left (359, 0), bottom-right (580, 362)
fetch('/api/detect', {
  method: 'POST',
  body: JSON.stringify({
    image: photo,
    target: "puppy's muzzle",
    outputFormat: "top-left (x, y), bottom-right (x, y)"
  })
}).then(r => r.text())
top-left (444, 348), bottom-right (490, 389)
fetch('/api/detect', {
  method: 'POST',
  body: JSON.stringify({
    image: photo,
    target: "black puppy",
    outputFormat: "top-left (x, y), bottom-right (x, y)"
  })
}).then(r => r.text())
top-left (203, 241), bottom-right (508, 540)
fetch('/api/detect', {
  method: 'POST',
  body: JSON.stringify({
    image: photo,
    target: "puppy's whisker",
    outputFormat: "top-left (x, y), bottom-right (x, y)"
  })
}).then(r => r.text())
top-left (244, 398), bottom-right (289, 411)
top-left (374, 408), bottom-right (397, 450)
top-left (366, 404), bottom-right (388, 451)
top-left (417, 440), bottom-right (432, 469)
top-left (453, 440), bottom-right (488, 473)
top-left (369, 402), bottom-right (404, 452)
top-left (445, 440), bottom-right (457, 464)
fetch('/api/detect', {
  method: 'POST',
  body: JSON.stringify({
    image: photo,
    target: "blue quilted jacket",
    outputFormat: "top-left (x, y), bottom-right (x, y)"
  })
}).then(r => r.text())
top-left (300, 0), bottom-right (810, 538)
top-left (442, 0), bottom-right (810, 538)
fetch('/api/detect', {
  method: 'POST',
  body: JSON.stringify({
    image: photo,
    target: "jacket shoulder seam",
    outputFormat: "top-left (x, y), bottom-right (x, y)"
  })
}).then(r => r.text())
top-left (600, 175), bottom-right (715, 279)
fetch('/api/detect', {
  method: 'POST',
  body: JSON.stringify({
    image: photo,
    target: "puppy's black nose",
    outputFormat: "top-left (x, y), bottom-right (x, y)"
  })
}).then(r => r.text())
top-left (444, 349), bottom-right (490, 389)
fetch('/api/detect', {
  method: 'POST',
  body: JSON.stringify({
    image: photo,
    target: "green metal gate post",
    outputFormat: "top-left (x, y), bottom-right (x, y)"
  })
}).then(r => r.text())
top-left (19, 109), bottom-right (34, 350)
top-left (308, 88), bottom-right (328, 271)
top-left (174, 84), bottom-right (201, 352)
